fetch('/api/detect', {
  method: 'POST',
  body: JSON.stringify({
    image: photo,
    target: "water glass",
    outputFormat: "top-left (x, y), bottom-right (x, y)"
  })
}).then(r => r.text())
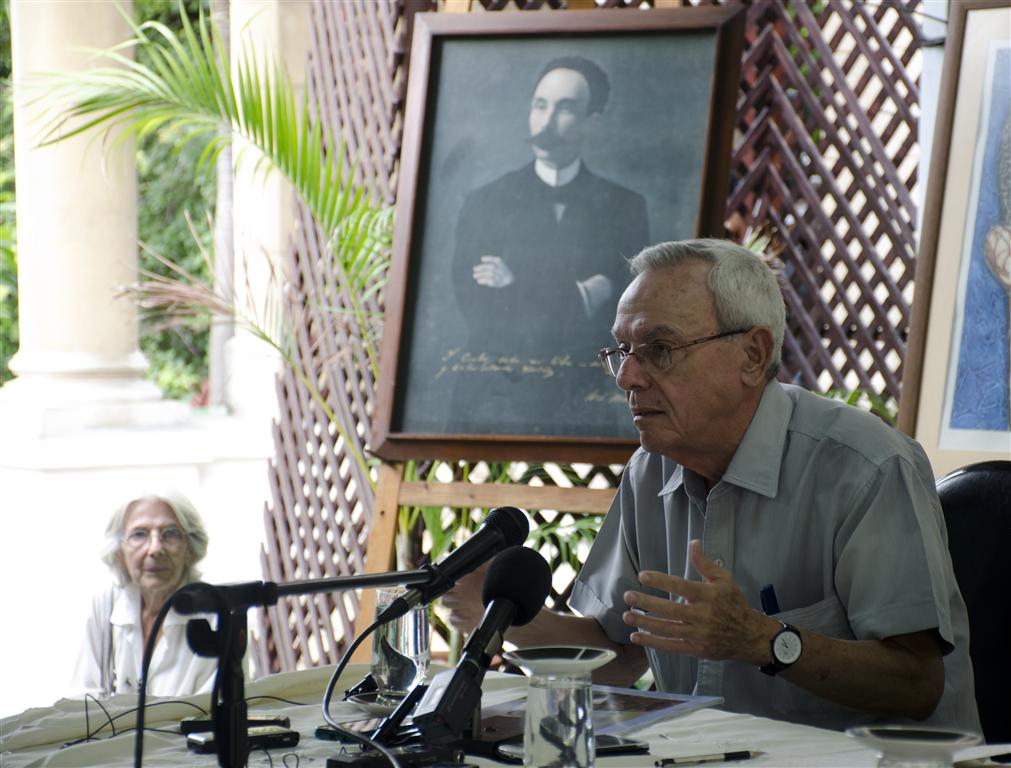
top-left (524, 670), bottom-right (595, 768)
top-left (370, 587), bottom-right (430, 700)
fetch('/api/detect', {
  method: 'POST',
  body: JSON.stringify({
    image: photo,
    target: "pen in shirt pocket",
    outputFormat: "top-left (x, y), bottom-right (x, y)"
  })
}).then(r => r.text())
top-left (760, 583), bottom-right (780, 615)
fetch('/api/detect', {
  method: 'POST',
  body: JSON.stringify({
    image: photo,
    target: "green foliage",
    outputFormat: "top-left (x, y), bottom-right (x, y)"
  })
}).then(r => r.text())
top-left (136, 123), bottom-right (214, 399)
top-left (822, 388), bottom-right (898, 426)
top-left (1, 0), bottom-right (16, 385)
top-left (134, 0), bottom-right (214, 400)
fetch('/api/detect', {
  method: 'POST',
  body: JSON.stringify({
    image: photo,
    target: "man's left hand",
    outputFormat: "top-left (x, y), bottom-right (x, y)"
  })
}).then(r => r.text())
top-left (622, 539), bottom-right (775, 664)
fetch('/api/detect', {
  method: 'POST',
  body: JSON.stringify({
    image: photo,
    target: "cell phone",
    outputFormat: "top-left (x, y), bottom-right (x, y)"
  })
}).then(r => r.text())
top-left (186, 725), bottom-right (300, 753)
top-left (180, 713), bottom-right (290, 734)
top-left (314, 718), bottom-right (386, 742)
top-left (595, 734), bottom-right (650, 754)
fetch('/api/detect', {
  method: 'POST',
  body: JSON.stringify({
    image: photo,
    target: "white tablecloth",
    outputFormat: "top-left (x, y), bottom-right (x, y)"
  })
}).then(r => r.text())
top-left (0, 665), bottom-right (1004, 768)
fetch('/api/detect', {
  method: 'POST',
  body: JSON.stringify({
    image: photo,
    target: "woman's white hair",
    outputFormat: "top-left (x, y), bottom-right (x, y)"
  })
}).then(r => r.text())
top-left (628, 238), bottom-right (786, 380)
top-left (100, 490), bottom-right (209, 586)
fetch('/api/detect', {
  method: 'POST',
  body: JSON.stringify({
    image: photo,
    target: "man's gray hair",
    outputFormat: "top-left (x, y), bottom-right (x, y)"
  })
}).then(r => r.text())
top-left (100, 490), bottom-right (210, 586)
top-left (629, 238), bottom-right (786, 380)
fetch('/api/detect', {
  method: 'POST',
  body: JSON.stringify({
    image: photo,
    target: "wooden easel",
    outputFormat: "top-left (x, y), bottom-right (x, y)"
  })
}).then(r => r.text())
top-left (349, 460), bottom-right (615, 662)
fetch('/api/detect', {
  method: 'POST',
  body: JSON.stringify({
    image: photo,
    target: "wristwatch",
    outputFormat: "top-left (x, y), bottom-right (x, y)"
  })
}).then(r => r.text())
top-left (760, 621), bottom-right (802, 676)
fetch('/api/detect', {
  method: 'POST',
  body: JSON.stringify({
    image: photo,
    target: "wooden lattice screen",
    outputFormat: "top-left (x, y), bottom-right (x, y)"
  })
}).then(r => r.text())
top-left (253, 0), bottom-right (925, 673)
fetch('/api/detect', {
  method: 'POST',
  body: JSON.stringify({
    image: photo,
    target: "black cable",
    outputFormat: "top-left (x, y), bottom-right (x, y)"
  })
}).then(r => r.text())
top-left (320, 617), bottom-right (402, 768)
top-left (65, 724), bottom-right (191, 748)
top-left (63, 697), bottom-right (208, 748)
top-left (114, 699), bottom-right (209, 729)
top-left (261, 747), bottom-right (274, 768)
top-left (245, 695), bottom-right (310, 707)
top-left (83, 693), bottom-right (91, 742)
top-left (86, 693), bottom-right (115, 739)
top-left (282, 752), bottom-right (300, 768)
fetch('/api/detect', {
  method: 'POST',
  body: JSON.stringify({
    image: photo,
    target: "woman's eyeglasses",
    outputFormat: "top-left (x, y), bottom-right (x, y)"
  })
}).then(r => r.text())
top-left (123, 526), bottom-right (187, 550)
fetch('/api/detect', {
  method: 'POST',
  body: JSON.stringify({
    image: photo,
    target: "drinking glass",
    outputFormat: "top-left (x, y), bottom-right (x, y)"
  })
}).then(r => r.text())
top-left (523, 670), bottom-right (595, 768)
top-left (370, 587), bottom-right (430, 702)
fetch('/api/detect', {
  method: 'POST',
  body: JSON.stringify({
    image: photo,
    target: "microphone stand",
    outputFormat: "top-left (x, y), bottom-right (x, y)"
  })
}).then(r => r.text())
top-left (179, 569), bottom-right (437, 768)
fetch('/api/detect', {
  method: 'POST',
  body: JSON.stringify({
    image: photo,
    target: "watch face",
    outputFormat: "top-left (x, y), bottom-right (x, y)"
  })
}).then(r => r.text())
top-left (773, 629), bottom-right (802, 665)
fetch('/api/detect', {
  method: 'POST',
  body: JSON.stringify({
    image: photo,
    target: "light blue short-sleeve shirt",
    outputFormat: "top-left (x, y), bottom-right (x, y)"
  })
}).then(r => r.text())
top-left (570, 381), bottom-right (981, 733)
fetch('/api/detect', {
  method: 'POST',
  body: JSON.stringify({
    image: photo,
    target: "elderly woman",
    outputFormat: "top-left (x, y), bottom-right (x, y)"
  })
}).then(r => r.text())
top-left (72, 491), bottom-right (218, 697)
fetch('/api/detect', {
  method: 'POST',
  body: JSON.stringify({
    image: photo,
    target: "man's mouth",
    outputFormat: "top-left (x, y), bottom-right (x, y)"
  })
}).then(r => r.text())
top-left (526, 128), bottom-right (563, 150)
top-left (631, 406), bottom-right (664, 420)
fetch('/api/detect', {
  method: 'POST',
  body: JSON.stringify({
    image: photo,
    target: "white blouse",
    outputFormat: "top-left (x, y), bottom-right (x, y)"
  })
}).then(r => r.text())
top-left (71, 582), bottom-right (218, 698)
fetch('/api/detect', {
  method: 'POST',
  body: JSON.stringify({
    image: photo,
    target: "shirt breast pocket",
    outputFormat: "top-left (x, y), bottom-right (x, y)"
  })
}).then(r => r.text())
top-left (776, 593), bottom-right (855, 640)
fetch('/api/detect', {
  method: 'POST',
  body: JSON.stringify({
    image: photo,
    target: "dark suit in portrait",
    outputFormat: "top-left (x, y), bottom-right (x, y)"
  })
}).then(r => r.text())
top-left (448, 161), bottom-right (649, 434)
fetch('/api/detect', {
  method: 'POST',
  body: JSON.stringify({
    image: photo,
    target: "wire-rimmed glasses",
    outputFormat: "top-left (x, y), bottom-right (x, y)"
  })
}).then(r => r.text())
top-left (598, 329), bottom-right (750, 377)
top-left (122, 526), bottom-right (187, 551)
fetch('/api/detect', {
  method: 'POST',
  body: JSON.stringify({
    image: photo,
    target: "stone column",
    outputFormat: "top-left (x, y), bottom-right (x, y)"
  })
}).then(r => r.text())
top-left (1, 0), bottom-right (186, 436)
top-left (223, 0), bottom-right (312, 419)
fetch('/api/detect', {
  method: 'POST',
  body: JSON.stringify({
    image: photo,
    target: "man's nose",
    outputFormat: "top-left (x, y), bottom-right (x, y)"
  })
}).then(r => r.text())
top-left (615, 353), bottom-right (649, 391)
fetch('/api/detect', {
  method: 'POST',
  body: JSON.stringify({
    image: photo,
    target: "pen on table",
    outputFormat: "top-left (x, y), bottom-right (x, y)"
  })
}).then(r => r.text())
top-left (655, 749), bottom-right (757, 766)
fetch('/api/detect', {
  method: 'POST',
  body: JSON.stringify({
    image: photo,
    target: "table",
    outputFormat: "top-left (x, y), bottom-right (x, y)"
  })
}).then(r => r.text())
top-left (0, 665), bottom-right (1000, 768)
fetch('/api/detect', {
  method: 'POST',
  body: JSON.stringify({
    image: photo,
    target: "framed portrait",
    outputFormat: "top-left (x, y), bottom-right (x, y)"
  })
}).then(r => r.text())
top-left (898, 1), bottom-right (1011, 477)
top-left (372, 7), bottom-right (746, 463)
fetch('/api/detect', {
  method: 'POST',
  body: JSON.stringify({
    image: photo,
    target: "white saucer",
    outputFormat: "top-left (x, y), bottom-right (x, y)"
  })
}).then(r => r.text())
top-left (502, 646), bottom-right (616, 675)
top-left (845, 725), bottom-right (980, 766)
top-left (346, 690), bottom-right (405, 716)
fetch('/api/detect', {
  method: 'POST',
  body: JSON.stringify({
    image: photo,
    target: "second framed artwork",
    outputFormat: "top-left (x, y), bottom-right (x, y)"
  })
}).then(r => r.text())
top-left (372, 7), bottom-right (746, 463)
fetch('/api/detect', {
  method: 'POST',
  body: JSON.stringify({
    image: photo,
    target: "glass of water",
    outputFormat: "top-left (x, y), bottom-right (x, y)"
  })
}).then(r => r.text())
top-left (370, 587), bottom-right (430, 702)
top-left (523, 670), bottom-right (595, 768)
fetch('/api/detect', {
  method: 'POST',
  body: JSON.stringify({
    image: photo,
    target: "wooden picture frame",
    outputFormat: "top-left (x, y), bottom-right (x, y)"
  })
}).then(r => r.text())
top-left (371, 7), bottom-right (746, 463)
top-left (898, 1), bottom-right (1011, 476)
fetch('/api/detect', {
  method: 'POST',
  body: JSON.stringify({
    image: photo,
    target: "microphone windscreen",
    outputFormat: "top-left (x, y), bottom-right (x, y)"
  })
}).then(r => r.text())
top-left (482, 546), bottom-right (551, 626)
top-left (485, 506), bottom-right (529, 548)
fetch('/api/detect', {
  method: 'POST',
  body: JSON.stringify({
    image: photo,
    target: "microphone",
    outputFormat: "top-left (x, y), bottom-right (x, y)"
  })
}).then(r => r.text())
top-left (376, 506), bottom-right (529, 623)
top-left (413, 545), bottom-right (551, 743)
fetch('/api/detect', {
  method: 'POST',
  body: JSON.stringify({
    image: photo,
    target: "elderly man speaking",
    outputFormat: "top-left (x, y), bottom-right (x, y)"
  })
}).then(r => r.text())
top-left (443, 238), bottom-right (981, 734)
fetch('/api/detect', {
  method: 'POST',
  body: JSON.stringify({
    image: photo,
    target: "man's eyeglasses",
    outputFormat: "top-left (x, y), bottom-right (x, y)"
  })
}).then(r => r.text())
top-left (598, 329), bottom-right (750, 377)
top-left (123, 526), bottom-right (187, 551)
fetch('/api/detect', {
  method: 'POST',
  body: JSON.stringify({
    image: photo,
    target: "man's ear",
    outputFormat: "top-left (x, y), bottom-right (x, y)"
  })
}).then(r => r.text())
top-left (740, 327), bottom-right (774, 385)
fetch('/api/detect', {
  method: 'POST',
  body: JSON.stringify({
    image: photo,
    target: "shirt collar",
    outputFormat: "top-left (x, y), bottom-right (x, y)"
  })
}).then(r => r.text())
top-left (110, 583), bottom-right (141, 627)
top-left (719, 380), bottom-right (791, 498)
top-left (534, 157), bottom-right (581, 187)
top-left (656, 381), bottom-right (792, 499)
top-left (110, 581), bottom-right (193, 627)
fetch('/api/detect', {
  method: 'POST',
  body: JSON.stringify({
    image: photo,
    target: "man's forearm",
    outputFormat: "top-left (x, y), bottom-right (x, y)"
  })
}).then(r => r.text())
top-left (736, 615), bottom-right (945, 719)
top-left (504, 610), bottom-right (648, 687)
top-left (780, 629), bottom-right (945, 720)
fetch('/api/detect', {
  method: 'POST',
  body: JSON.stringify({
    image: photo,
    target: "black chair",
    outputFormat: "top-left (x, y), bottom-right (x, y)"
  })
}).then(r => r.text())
top-left (935, 460), bottom-right (1011, 743)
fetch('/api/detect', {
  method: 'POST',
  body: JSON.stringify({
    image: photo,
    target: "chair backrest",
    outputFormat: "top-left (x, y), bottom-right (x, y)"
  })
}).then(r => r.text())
top-left (935, 460), bottom-right (1011, 744)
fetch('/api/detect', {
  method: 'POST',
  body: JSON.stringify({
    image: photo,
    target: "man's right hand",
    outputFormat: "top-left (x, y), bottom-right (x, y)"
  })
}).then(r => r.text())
top-left (441, 560), bottom-right (491, 635)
